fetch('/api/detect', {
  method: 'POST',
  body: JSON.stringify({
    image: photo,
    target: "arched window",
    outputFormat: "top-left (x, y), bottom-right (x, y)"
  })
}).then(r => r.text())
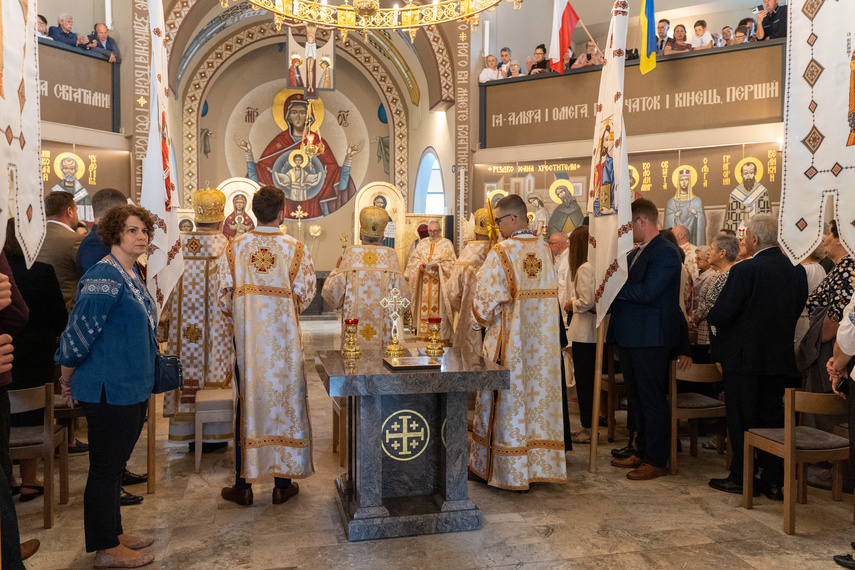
top-left (413, 150), bottom-right (445, 214)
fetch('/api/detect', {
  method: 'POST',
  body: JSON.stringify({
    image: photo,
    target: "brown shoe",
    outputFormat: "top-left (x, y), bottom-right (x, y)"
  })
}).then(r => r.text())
top-left (221, 485), bottom-right (253, 506)
top-left (93, 550), bottom-right (154, 568)
top-left (627, 463), bottom-right (668, 480)
top-left (610, 455), bottom-right (643, 468)
top-left (20, 539), bottom-right (39, 560)
top-left (272, 482), bottom-right (300, 504)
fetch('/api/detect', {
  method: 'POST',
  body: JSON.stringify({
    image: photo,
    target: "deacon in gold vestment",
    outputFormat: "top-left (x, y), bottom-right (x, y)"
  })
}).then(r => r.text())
top-left (217, 186), bottom-right (316, 505)
top-left (163, 186), bottom-right (234, 446)
top-left (469, 195), bottom-right (567, 491)
top-left (447, 208), bottom-right (492, 356)
top-left (322, 206), bottom-right (410, 352)
top-left (403, 221), bottom-right (456, 342)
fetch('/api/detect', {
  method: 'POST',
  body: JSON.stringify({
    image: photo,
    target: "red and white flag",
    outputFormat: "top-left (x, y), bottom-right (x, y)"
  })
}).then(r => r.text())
top-left (141, 0), bottom-right (183, 318)
top-left (1, 0), bottom-right (46, 266)
top-left (586, 0), bottom-right (633, 324)
top-left (549, 0), bottom-right (580, 73)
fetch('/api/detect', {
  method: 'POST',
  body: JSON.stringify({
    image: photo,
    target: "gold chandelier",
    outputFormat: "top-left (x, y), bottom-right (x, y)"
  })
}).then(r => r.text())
top-left (224, 0), bottom-right (523, 41)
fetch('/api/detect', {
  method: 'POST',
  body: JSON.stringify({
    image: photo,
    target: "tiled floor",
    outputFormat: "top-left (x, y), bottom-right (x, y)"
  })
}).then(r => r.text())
top-left (15, 319), bottom-right (853, 569)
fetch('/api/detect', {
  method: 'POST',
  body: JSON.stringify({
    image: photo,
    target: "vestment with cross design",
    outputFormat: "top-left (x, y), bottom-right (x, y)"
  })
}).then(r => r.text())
top-left (447, 240), bottom-right (491, 356)
top-left (403, 237), bottom-right (456, 342)
top-left (469, 235), bottom-right (567, 490)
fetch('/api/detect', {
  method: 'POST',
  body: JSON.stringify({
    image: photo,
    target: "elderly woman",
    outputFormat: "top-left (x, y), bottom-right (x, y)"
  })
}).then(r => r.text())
top-left (694, 234), bottom-right (740, 356)
top-left (57, 205), bottom-right (157, 569)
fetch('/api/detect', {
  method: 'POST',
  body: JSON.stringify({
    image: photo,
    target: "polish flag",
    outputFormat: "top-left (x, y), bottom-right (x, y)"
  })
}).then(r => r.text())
top-left (549, 0), bottom-right (580, 73)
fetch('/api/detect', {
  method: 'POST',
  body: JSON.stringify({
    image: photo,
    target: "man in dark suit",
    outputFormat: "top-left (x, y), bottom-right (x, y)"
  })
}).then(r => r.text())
top-left (87, 23), bottom-right (120, 63)
top-left (36, 193), bottom-right (83, 313)
top-left (708, 214), bottom-right (807, 500)
top-left (609, 198), bottom-right (683, 480)
top-left (77, 188), bottom-right (127, 275)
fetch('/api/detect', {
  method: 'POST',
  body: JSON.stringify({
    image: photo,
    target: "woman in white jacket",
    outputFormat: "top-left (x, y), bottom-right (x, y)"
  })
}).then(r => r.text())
top-left (565, 226), bottom-right (598, 443)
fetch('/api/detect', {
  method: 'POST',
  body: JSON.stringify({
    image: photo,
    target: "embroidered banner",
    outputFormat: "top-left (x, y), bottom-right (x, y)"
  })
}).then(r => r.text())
top-left (586, 0), bottom-right (633, 325)
top-left (1, 0), bottom-right (46, 266)
top-left (779, 0), bottom-right (855, 260)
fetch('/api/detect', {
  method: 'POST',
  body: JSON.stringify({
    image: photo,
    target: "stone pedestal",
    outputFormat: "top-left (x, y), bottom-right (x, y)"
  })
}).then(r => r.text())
top-left (316, 348), bottom-right (509, 542)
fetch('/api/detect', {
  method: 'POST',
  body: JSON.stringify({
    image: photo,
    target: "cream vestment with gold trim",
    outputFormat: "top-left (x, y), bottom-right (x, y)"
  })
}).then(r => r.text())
top-left (447, 240), bottom-right (491, 356)
top-left (217, 228), bottom-right (316, 481)
top-left (469, 235), bottom-right (567, 490)
top-left (403, 237), bottom-right (456, 342)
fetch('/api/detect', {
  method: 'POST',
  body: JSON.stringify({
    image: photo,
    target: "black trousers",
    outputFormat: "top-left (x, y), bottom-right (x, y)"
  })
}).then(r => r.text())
top-left (723, 370), bottom-right (785, 484)
top-left (571, 343), bottom-right (597, 429)
top-left (618, 346), bottom-right (671, 468)
top-left (0, 387), bottom-right (24, 569)
top-left (81, 396), bottom-right (147, 552)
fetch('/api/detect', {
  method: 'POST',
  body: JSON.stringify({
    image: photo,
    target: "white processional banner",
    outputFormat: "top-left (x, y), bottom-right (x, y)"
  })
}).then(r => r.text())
top-left (587, 0), bottom-right (633, 325)
top-left (141, 0), bottom-right (183, 317)
top-left (1, 0), bottom-right (46, 266)
top-left (779, 0), bottom-right (855, 260)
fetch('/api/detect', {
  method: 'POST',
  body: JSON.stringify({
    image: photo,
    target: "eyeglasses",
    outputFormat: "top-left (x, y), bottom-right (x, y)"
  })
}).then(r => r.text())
top-left (495, 214), bottom-right (516, 224)
top-left (534, 51), bottom-right (545, 56)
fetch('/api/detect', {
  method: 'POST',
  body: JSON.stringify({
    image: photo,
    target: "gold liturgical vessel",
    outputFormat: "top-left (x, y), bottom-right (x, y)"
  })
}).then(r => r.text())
top-left (341, 319), bottom-right (360, 359)
top-left (380, 288), bottom-right (409, 358)
top-left (424, 317), bottom-right (445, 358)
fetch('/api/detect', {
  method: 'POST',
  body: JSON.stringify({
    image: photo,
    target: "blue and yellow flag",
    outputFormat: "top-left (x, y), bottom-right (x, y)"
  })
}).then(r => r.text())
top-left (639, 0), bottom-right (656, 75)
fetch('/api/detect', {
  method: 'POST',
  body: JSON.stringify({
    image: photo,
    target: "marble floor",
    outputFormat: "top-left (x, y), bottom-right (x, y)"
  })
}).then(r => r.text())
top-left (15, 319), bottom-right (853, 569)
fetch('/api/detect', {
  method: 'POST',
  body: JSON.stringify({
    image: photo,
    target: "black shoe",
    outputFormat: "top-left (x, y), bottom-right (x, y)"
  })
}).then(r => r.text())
top-left (611, 444), bottom-right (636, 459)
top-left (762, 481), bottom-right (784, 502)
top-left (120, 488), bottom-right (144, 506)
top-left (122, 470), bottom-right (148, 486)
top-left (834, 553), bottom-right (855, 569)
top-left (67, 439), bottom-right (89, 454)
top-left (709, 477), bottom-right (762, 496)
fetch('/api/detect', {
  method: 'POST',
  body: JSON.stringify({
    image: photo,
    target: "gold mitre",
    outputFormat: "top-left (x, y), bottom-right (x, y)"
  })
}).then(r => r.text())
top-left (359, 206), bottom-right (389, 239)
top-left (191, 186), bottom-right (226, 223)
top-left (474, 208), bottom-right (492, 236)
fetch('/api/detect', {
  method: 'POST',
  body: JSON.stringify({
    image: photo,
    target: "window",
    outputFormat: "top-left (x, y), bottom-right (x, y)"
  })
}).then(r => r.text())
top-left (413, 150), bottom-right (445, 214)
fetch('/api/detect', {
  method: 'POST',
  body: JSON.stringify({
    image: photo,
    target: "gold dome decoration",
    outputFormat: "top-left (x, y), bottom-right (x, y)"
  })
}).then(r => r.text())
top-left (474, 207), bottom-right (492, 236)
top-left (359, 206), bottom-right (389, 239)
top-left (191, 185), bottom-right (227, 224)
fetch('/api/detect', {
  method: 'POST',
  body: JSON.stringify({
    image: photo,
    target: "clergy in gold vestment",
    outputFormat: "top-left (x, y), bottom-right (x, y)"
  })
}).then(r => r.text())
top-left (163, 186), bottom-right (234, 446)
top-left (404, 221), bottom-right (456, 342)
top-left (322, 206), bottom-right (410, 352)
top-left (217, 186), bottom-right (316, 506)
top-left (469, 195), bottom-right (567, 491)
top-left (447, 208), bottom-right (492, 356)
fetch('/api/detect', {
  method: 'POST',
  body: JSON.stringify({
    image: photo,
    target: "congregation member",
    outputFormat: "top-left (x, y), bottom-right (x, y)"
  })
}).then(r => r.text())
top-left (38, 192), bottom-right (84, 312)
top-left (549, 232), bottom-right (571, 327)
top-left (755, 0), bottom-right (787, 40)
top-left (732, 25), bottom-right (750, 44)
top-left (498, 47), bottom-right (512, 77)
top-left (664, 24), bottom-right (693, 55)
top-left (655, 19), bottom-right (671, 53)
top-left (37, 15), bottom-right (51, 39)
top-left (478, 55), bottom-right (503, 83)
top-left (88, 23), bottom-right (121, 63)
top-left (571, 40), bottom-right (604, 68)
top-left (48, 14), bottom-right (95, 48)
top-left (609, 199), bottom-right (682, 481)
top-left (469, 194), bottom-right (567, 491)
top-left (692, 245), bottom-right (716, 313)
top-left (322, 205), bottom-right (410, 353)
top-left (217, 186), bottom-right (315, 507)
top-left (721, 26), bottom-right (734, 44)
top-left (524, 56), bottom-right (535, 74)
top-left (529, 44), bottom-right (552, 75)
top-left (77, 188), bottom-right (127, 274)
top-left (447, 208), bottom-right (491, 356)
top-left (707, 215), bottom-right (807, 499)
top-left (162, 186), bottom-right (233, 450)
top-left (737, 17), bottom-right (757, 41)
top-left (691, 20), bottom-right (714, 50)
top-left (57, 205), bottom-right (159, 569)
top-left (508, 61), bottom-right (524, 77)
top-left (795, 244), bottom-right (828, 344)
top-left (404, 220), bottom-right (455, 343)
top-left (673, 225), bottom-right (699, 280)
top-left (693, 234), bottom-right (739, 359)
top-left (562, 48), bottom-right (575, 73)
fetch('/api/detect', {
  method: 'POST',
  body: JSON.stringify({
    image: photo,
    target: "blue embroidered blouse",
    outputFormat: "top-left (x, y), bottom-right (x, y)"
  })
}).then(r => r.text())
top-left (56, 258), bottom-right (157, 405)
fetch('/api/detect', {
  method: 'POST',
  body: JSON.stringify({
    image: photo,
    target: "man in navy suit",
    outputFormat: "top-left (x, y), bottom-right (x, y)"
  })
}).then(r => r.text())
top-left (608, 199), bottom-right (683, 480)
top-left (88, 23), bottom-right (121, 63)
top-left (708, 214), bottom-right (807, 500)
top-left (48, 14), bottom-right (94, 49)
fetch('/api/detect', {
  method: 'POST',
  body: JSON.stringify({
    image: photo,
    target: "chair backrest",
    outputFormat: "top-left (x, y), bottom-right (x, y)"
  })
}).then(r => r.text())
top-left (675, 362), bottom-right (722, 384)
top-left (792, 389), bottom-right (849, 416)
top-left (8, 384), bottom-right (49, 414)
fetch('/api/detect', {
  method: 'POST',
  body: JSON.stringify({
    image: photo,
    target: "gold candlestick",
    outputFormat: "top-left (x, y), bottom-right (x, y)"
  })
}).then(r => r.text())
top-left (380, 288), bottom-right (409, 358)
top-left (342, 319), bottom-right (361, 359)
top-left (424, 317), bottom-right (445, 358)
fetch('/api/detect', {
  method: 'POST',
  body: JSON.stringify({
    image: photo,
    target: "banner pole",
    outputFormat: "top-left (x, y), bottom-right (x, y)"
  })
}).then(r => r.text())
top-left (578, 19), bottom-right (600, 53)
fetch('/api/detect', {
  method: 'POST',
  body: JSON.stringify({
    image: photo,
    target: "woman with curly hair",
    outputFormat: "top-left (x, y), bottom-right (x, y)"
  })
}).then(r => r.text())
top-left (56, 204), bottom-right (157, 569)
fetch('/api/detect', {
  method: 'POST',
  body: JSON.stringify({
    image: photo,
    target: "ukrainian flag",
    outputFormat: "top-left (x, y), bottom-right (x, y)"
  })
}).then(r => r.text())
top-left (639, 0), bottom-right (656, 75)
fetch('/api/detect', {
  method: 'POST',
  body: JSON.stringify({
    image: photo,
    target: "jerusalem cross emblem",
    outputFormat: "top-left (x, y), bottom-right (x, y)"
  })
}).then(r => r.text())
top-left (250, 247), bottom-right (276, 273)
top-left (523, 253), bottom-right (542, 278)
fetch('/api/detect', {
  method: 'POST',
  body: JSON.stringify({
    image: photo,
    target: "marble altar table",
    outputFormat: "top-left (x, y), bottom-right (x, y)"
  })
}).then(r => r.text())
top-left (315, 347), bottom-right (509, 541)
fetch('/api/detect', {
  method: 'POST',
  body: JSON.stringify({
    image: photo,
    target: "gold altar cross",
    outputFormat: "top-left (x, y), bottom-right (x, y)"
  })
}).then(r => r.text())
top-left (380, 287), bottom-right (410, 357)
top-left (291, 205), bottom-right (308, 233)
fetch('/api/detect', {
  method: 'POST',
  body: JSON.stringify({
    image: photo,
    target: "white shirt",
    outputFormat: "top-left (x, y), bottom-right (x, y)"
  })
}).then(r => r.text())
top-left (478, 67), bottom-right (502, 83)
top-left (47, 219), bottom-right (76, 233)
top-left (691, 31), bottom-right (713, 47)
top-left (554, 248), bottom-right (570, 324)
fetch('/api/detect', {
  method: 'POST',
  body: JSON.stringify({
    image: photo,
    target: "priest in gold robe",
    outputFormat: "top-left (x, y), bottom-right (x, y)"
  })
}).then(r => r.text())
top-left (217, 185), bottom-right (316, 506)
top-left (404, 220), bottom-right (456, 342)
top-left (469, 194), bottom-right (567, 491)
top-left (322, 206), bottom-right (410, 352)
top-left (163, 186), bottom-right (234, 449)
top-left (447, 208), bottom-right (492, 356)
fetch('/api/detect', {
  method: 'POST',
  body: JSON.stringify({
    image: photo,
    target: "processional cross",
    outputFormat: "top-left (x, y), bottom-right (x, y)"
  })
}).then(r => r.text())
top-left (380, 287), bottom-right (410, 357)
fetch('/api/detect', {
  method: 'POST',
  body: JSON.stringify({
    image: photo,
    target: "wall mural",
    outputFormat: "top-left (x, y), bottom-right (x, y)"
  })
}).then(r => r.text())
top-left (225, 82), bottom-right (369, 220)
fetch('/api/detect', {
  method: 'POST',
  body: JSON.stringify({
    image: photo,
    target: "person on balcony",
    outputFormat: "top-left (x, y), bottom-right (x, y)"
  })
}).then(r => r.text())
top-left (48, 14), bottom-right (95, 49)
top-left (87, 23), bottom-right (121, 63)
top-left (570, 40), bottom-right (604, 69)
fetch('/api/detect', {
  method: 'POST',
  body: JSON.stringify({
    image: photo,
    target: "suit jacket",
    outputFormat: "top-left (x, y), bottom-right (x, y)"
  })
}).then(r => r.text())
top-left (48, 26), bottom-right (79, 47)
top-left (77, 224), bottom-right (110, 277)
top-left (708, 247), bottom-right (807, 375)
top-left (608, 234), bottom-right (683, 348)
top-left (36, 222), bottom-right (84, 313)
top-left (87, 34), bottom-right (121, 60)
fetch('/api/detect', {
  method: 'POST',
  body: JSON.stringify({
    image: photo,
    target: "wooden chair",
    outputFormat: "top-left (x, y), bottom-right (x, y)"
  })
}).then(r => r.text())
top-left (668, 361), bottom-right (726, 475)
top-left (742, 388), bottom-right (849, 535)
top-left (8, 383), bottom-right (69, 529)
top-left (601, 343), bottom-right (625, 443)
top-left (194, 389), bottom-right (234, 473)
